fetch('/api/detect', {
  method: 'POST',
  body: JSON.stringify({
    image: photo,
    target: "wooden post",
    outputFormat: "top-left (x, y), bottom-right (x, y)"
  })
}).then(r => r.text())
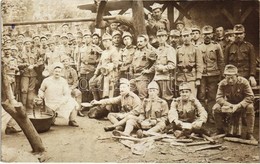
top-left (167, 3), bottom-right (174, 29)
top-left (1, 66), bottom-right (45, 153)
top-left (132, 0), bottom-right (147, 36)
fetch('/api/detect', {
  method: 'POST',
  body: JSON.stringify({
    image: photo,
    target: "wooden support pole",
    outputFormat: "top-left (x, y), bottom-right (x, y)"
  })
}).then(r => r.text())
top-left (224, 137), bottom-right (259, 146)
top-left (3, 16), bottom-right (116, 26)
top-left (132, 0), bottom-right (147, 36)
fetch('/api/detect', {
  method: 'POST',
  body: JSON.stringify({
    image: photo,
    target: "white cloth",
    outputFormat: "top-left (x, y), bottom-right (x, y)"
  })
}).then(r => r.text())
top-left (38, 76), bottom-right (79, 119)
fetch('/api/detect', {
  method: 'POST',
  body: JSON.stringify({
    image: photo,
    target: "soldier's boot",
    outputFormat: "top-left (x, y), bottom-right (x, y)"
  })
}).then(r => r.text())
top-left (212, 103), bottom-right (225, 134)
top-left (69, 109), bottom-right (79, 127)
top-left (245, 104), bottom-right (255, 141)
top-left (27, 90), bottom-right (36, 111)
top-left (114, 119), bottom-right (136, 136)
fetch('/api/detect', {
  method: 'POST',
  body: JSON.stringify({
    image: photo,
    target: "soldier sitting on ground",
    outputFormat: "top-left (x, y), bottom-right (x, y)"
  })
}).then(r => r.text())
top-left (212, 64), bottom-right (256, 141)
top-left (168, 82), bottom-right (208, 138)
top-left (91, 78), bottom-right (141, 132)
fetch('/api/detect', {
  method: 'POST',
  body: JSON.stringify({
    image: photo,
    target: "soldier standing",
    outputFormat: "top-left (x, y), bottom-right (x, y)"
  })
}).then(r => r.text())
top-left (78, 31), bottom-right (102, 102)
top-left (175, 28), bottom-right (203, 97)
top-left (197, 25), bottom-right (225, 123)
top-left (225, 24), bottom-right (257, 87)
top-left (222, 29), bottom-right (235, 54)
top-left (213, 65), bottom-right (256, 141)
top-left (18, 38), bottom-right (40, 110)
top-left (191, 26), bottom-right (202, 47)
top-left (168, 82), bottom-right (208, 138)
top-left (214, 26), bottom-right (225, 50)
top-left (169, 29), bottom-right (182, 49)
top-left (130, 35), bottom-right (157, 100)
top-left (153, 29), bottom-right (176, 105)
top-left (112, 30), bottom-right (124, 53)
top-left (89, 33), bottom-right (120, 100)
top-left (118, 32), bottom-right (136, 79)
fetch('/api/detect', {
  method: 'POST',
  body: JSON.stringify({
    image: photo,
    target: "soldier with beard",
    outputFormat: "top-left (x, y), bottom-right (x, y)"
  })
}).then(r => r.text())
top-left (169, 29), bottom-right (182, 49)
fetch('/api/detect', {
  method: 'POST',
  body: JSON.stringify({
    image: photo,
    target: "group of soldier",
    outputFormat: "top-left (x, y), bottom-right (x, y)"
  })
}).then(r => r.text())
top-left (2, 3), bottom-right (257, 141)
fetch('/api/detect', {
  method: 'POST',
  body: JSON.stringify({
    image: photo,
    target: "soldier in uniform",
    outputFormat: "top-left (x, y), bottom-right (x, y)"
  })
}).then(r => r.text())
top-left (91, 78), bottom-right (141, 132)
top-left (130, 35), bottom-right (157, 100)
top-left (112, 30), bottom-right (124, 52)
top-left (191, 26), bottom-right (202, 47)
top-left (89, 33), bottom-right (120, 100)
top-left (197, 25), bottom-right (225, 123)
top-left (118, 31), bottom-right (136, 79)
top-left (153, 29), bottom-right (176, 105)
top-left (79, 31), bottom-right (103, 102)
top-left (222, 29), bottom-right (234, 54)
top-left (168, 82), bottom-right (208, 137)
top-left (169, 29), bottom-right (182, 49)
top-left (225, 24), bottom-right (257, 87)
top-left (18, 38), bottom-right (41, 110)
top-left (213, 65), bottom-right (256, 141)
top-left (176, 28), bottom-right (203, 97)
top-left (146, 3), bottom-right (170, 48)
top-left (175, 20), bottom-right (185, 32)
top-left (61, 55), bottom-right (84, 117)
top-left (214, 26), bottom-right (225, 50)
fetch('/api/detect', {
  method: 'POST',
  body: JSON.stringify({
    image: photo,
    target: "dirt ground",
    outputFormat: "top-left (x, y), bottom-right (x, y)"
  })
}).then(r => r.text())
top-left (1, 110), bottom-right (260, 163)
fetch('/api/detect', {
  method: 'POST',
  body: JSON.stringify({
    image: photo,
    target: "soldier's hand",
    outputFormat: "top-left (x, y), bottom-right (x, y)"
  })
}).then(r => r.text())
top-left (28, 65), bottom-right (34, 70)
top-left (91, 100), bottom-right (101, 105)
top-left (192, 120), bottom-right (203, 129)
top-left (195, 79), bottom-right (201, 86)
top-left (249, 76), bottom-right (257, 87)
top-left (232, 104), bottom-right (241, 113)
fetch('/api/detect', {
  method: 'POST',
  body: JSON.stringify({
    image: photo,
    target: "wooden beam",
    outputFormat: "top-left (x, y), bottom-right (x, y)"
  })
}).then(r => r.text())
top-left (240, 7), bottom-right (253, 24)
top-left (172, 2), bottom-right (191, 19)
top-left (233, 1), bottom-right (242, 24)
top-left (3, 16), bottom-right (116, 26)
top-left (96, 0), bottom-right (108, 28)
top-left (167, 3), bottom-right (174, 29)
top-left (132, 0), bottom-right (147, 36)
top-left (221, 8), bottom-right (235, 26)
top-left (118, 7), bottom-right (129, 15)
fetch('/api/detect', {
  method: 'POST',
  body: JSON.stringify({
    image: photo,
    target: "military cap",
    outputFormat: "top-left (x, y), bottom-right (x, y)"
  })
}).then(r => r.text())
top-left (148, 81), bottom-right (159, 90)
top-left (156, 29), bottom-right (168, 36)
top-left (224, 64), bottom-right (238, 75)
top-left (10, 45), bottom-right (18, 51)
top-left (61, 23), bottom-right (69, 27)
top-left (233, 24), bottom-right (245, 34)
top-left (119, 78), bottom-right (130, 86)
top-left (150, 3), bottom-right (163, 10)
top-left (122, 31), bottom-right (132, 39)
top-left (176, 20), bottom-right (184, 25)
top-left (67, 31), bottom-right (73, 35)
top-left (32, 34), bottom-right (40, 39)
top-left (16, 39), bottom-right (23, 44)
top-left (18, 33), bottom-right (25, 37)
top-left (112, 30), bottom-right (121, 38)
top-left (3, 45), bottom-right (11, 50)
top-left (181, 27), bottom-right (192, 35)
top-left (60, 55), bottom-right (71, 62)
top-left (224, 29), bottom-right (234, 36)
top-left (170, 30), bottom-right (181, 37)
top-left (40, 35), bottom-right (48, 40)
top-left (23, 37), bottom-right (32, 44)
top-left (102, 33), bottom-right (112, 41)
top-left (76, 31), bottom-right (83, 37)
top-left (60, 34), bottom-right (68, 39)
top-left (92, 32), bottom-right (100, 37)
top-left (52, 62), bottom-right (64, 70)
top-left (191, 26), bottom-right (201, 33)
top-left (83, 31), bottom-right (92, 37)
top-left (179, 82), bottom-right (191, 91)
top-left (202, 25), bottom-right (213, 34)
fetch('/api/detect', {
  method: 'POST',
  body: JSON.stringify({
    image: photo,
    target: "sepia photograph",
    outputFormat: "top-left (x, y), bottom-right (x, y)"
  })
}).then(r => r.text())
top-left (1, 0), bottom-right (259, 162)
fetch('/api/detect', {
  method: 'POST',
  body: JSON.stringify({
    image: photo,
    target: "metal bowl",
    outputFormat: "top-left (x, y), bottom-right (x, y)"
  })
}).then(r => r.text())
top-left (28, 112), bottom-right (54, 133)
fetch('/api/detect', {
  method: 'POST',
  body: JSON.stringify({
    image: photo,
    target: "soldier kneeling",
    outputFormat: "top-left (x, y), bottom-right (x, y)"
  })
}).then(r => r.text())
top-left (168, 82), bottom-right (208, 138)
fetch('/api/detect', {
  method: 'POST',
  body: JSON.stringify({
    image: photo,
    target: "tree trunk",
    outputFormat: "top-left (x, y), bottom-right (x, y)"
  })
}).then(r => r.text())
top-left (1, 67), bottom-right (45, 153)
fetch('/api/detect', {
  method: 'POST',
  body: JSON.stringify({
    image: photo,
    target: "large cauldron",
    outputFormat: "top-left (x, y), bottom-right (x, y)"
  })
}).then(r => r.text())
top-left (28, 112), bottom-right (54, 133)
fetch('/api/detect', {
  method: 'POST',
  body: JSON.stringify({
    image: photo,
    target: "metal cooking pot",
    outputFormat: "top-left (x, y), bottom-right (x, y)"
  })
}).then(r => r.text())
top-left (28, 112), bottom-right (54, 133)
